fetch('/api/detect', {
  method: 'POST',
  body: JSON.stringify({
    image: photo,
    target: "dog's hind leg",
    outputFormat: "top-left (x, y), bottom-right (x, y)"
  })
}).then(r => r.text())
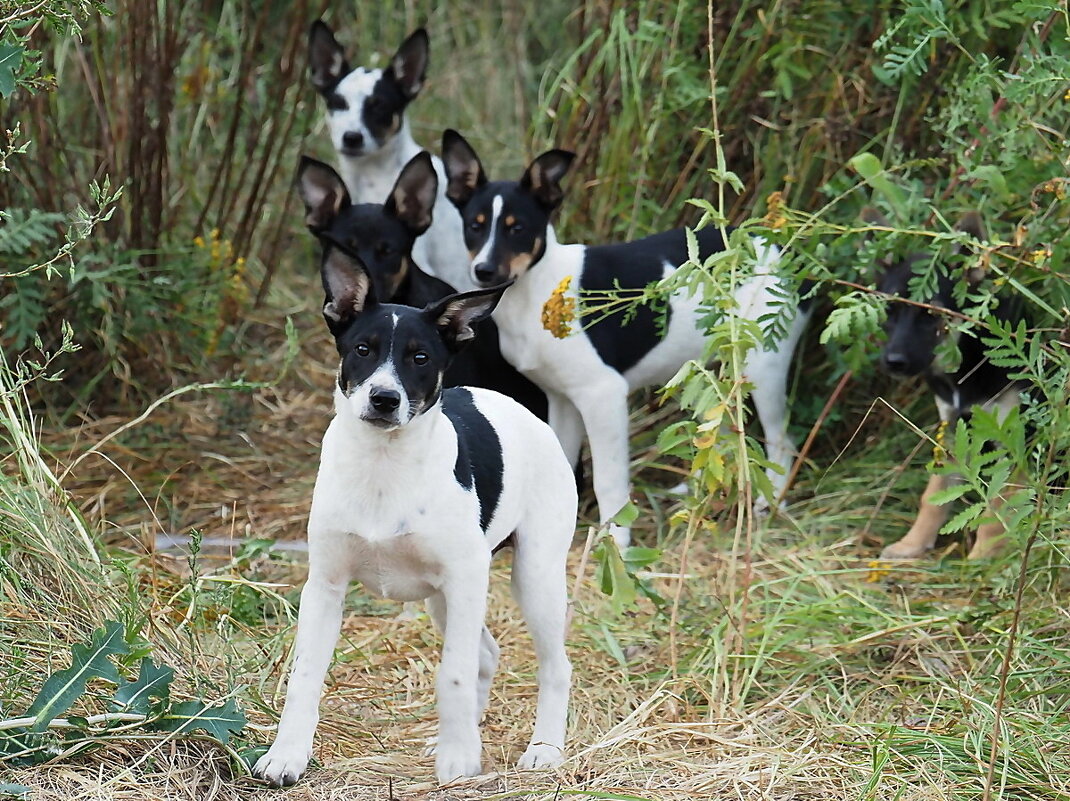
top-left (253, 566), bottom-right (348, 786)
top-left (511, 529), bottom-right (571, 771)
top-left (746, 326), bottom-right (804, 515)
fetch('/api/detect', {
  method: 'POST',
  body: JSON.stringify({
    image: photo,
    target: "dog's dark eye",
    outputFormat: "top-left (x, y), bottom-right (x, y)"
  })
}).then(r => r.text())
top-left (413, 351), bottom-right (429, 366)
top-left (365, 96), bottom-right (381, 112)
top-left (376, 242), bottom-right (393, 257)
top-left (509, 223), bottom-right (524, 235)
top-left (355, 343), bottom-right (371, 357)
top-left (468, 219), bottom-right (484, 231)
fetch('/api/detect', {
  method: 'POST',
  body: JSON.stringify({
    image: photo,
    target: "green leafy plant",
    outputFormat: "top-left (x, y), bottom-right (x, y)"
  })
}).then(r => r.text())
top-left (0, 621), bottom-right (246, 767)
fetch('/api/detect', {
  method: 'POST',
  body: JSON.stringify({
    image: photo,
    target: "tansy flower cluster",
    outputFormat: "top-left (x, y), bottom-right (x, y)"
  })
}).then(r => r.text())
top-left (193, 229), bottom-right (250, 353)
top-left (762, 190), bottom-right (787, 230)
top-left (541, 276), bottom-right (577, 339)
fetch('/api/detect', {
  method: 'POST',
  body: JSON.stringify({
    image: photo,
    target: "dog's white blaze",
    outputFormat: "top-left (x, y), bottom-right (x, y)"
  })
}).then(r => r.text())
top-left (325, 67), bottom-right (381, 156)
top-left (471, 194), bottom-right (503, 279)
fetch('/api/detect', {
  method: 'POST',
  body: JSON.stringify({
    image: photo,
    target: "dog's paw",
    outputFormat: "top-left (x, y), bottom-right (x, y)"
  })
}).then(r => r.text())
top-left (517, 742), bottom-right (564, 771)
top-left (608, 524), bottom-right (631, 549)
top-left (665, 481), bottom-right (690, 497)
top-left (879, 540), bottom-right (929, 560)
top-left (435, 741), bottom-right (482, 784)
top-left (252, 744), bottom-right (311, 787)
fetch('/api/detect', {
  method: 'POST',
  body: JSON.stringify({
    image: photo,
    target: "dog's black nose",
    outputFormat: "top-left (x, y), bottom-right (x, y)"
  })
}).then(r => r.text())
top-left (342, 131), bottom-right (364, 151)
top-left (882, 352), bottom-right (911, 374)
top-left (473, 263), bottom-right (497, 284)
top-left (370, 389), bottom-right (401, 412)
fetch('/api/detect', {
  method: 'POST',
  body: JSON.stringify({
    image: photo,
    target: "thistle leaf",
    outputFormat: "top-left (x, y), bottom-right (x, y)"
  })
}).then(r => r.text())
top-left (154, 698), bottom-right (246, 745)
top-left (114, 658), bottom-right (173, 715)
top-left (25, 621), bottom-right (130, 732)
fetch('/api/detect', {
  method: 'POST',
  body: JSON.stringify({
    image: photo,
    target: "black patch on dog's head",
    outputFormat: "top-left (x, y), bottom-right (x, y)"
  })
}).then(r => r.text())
top-left (441, 129), bottom-right (575, 287)
top-left (298, 153), bottom-right (438, 302)
top-left (875, 213), bottom-right (989, 378)
top-left (877, 255), bottom-right (955, 377)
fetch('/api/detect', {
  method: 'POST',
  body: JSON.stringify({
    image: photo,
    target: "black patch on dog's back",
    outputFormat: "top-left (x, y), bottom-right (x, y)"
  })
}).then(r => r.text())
top-left (443, 388), bottom-right (503, 532)
top-left (580, 226), bottom-right (728, 374)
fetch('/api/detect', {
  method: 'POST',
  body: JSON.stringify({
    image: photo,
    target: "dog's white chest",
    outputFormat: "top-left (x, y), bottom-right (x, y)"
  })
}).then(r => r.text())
top-left (343, 530), bottom-right (441, 601)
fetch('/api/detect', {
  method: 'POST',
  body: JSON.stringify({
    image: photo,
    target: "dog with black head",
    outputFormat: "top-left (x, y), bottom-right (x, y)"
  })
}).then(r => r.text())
top-left (307, 20), bottom-right (471, 291)
top-left (295, 150), bottom-right (548, 419)
top-left (441, 129), bottom-right (811, 547)
top-left (252, 248), bottom-right (577, 786)
top-left (869, 210), bottom-right (1029, 560)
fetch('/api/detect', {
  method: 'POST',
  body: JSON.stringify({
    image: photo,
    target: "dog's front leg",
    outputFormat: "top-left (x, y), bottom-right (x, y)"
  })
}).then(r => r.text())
top-left (573, 380), bottom-right (632, 547)
top-left (547, 390), bottom-right (585, 469)
top-left (253, 566), bottom-right (348, 786)
top-left (880, 472), bottom-right (951, 559)
top-left (432, 558), bottom-right (490, 783)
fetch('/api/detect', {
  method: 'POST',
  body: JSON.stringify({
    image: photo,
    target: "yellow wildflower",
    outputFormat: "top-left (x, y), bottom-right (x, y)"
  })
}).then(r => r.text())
top-left (762, 190), bottom-right (787, 230)
top-left (933, 419), bottom-right (948, 467)
top-left (541, 276), bottom-right (576, 338)
top-left (865, 560), bottom-right (891, 583)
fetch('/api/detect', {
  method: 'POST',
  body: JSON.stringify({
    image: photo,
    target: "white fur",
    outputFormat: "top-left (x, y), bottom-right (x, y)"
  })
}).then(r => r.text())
top-left (324, 70), bottom-right (473, 292)
top-left (254, 385), bottom-right (576, 786)
top-left (490, 225), bottom-right (810, 546)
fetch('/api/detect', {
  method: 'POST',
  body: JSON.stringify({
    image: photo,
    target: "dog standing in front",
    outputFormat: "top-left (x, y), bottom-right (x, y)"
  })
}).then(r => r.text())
top-left (870, 211), bottom-right (1028, 560)
top-left (441, 130), bottom-right (811, 546)
top-left (307, 21), bottom-right (473, 291)
top-left (253, 250), bottom-right (577, 785)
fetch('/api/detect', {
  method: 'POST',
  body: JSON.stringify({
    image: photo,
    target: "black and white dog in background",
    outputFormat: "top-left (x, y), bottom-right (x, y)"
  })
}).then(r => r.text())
top-left (870, 210), bottom-right (1028, 560)
top-left (441, 129), bottom-right (811, 546)
top-left (252, 249), bottom-right (577, 786)
top-left (295, 150), bottom-right (549, 419)
top-left (307, 21), bottom-right (472, 291)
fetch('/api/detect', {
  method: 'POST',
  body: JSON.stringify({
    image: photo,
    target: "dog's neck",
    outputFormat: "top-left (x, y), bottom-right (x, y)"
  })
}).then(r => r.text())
top-left (337, 122), bottom-right (422, 205)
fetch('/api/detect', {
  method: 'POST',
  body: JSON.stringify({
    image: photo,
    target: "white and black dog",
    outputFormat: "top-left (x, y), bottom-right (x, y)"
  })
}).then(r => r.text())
top-left (307, 21), bottom-right (472, 291)
top-left (252, 249), bottom-right (577, 786)
top-left (441, 130), bottom-right (811, 546)
top-left (295, 150), bottom-right (548, 419)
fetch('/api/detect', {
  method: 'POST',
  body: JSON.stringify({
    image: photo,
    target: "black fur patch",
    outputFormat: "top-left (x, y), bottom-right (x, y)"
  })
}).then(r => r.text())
top-left (442, 388), bottom-right (503, 532)
top-left (878, 258), bottom-right (1028, 415)
top-left (580, 226), bottom-right (728, 374)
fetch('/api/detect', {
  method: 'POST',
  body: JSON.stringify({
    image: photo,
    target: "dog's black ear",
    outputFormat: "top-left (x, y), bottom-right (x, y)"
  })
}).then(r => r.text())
top-left (308, 20), bottom-right (349, 93)
top-left (955, 211), bottom-right (986, 242)
top-left (860, 206), bottom-right (890, 228)
top-left (442, 129), bottom-right (487, 209)
top-left (321, 245), bottom-right (377, 328)
top-left (520, 149), bottom-right (575, 210)
top-left (426, 282), bottom-right (511, 351)
top-left (860, 206), bottom-right (894, 279)
top-left (955, 211), bottom-right (988, 285)
top-left (384, 151), bottom-right (437, 236)
top-left (386, 28), bottom-right (429, 100)
top-left (297, 156), bottom-right (351, 231)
